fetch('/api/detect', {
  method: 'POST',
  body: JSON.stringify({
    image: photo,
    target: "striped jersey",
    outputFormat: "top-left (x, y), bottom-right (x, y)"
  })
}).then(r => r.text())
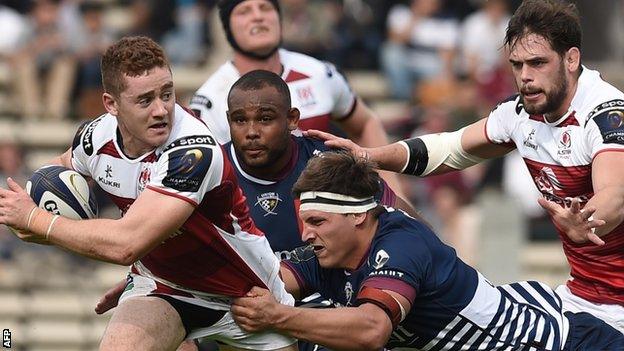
top-left (70, 104), bottom-right (288, 302)
top-left (284, 208), bottom-right (569, 350)
top-left (190, 49), bottom-right (357, 144)
top-left (485, 66), bottom-right (624, 305)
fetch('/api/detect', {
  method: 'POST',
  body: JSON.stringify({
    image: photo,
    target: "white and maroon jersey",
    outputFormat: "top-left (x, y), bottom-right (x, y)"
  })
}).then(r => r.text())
top-left (70, 104), bottom-right (286, 301)
top-left (485, 67), bottom-right (624, 305)
top-left (190, 49), bottom-right (357, 144)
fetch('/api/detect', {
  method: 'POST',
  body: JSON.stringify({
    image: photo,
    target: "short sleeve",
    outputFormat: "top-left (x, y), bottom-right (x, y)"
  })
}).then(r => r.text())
top-left (189, 92), bottom-right (231, 144)
top-left (323, 62), bottom-right (357, 120)
top-left (71, 118), bottom-right (100, 177)
top-left (485, 95), bottom-right (520, 145)
top-left (360, 233), bottom-right (430, 304)
top-left (584, 99), bottom-right (624, 158)
top-left (147, 137), bottom-right (223, 206)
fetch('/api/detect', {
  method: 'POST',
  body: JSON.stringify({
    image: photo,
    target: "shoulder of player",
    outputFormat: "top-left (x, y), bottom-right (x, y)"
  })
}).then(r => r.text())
top-left (372, 211), bottom-right (434, 253)
top-left (490, 94), bottom-right (522, 116)
top-left (73, 113), bottom-right (115, 155)
top-left (160, 108), bottom-right (219, 154)
top-left (281, 49), bottom-right (344, 81)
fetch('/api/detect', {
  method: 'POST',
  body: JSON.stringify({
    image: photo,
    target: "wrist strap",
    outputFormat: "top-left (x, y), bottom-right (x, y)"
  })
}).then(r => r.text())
top-left (46, 215), bottom-right (60, 241)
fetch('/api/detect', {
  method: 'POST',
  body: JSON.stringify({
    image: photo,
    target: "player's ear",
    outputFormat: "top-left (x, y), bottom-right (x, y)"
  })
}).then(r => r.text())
top-left (102, 93), bottom-right (119, 116)
top-left (351, 212), bottom-right (366, 226)
top-left (565, 47), bottom-right (580, 73)
top-left (287, 108), bottom-right (300, 131)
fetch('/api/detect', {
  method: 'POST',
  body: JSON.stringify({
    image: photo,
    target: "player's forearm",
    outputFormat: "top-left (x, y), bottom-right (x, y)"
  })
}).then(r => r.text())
top-left (586, 186), bottom-right (624, 236)
top-left (273, 305), bottom-right (388, 351)
top-left (29, 210), bottom-right (138, 265)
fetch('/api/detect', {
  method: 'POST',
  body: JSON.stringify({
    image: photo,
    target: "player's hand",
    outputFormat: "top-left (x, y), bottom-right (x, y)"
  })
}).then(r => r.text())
top-left (0, 178), bottom-right (38, 231)
top-left (231, 286), bottom-right (284, 332)
top-left (538, 197), bottom-right (606, 245)
top-left (95, 278), bottom-right (127, 314)
top-left (303, 130), bottom-right (371, 160)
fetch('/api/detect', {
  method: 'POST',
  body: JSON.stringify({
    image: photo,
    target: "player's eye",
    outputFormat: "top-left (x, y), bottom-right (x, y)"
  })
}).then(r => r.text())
top-left (162, 91), bottom-right (173, 101)
top-left (138, 98), bottom-right (151, 107)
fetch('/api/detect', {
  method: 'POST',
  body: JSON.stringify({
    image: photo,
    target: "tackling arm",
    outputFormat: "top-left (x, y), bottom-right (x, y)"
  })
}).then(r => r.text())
top-left (586, 151), bottom-right (624, 236)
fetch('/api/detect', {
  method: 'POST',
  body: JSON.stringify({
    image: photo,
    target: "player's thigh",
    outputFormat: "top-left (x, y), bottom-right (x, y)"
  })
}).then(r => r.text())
top-left (100, 296), bottom-right (186, 351)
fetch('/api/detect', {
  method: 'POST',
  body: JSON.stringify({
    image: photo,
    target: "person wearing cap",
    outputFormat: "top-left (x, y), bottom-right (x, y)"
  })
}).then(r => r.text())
top-left (230, 151), bottom-right (624, 351)
top-left (189, 0), bottom-right (405, 196)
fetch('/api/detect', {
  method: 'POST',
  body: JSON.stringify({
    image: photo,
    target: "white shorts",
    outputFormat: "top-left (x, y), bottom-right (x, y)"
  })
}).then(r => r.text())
top-left (556, 285), bottom-right (624, 334)
top-left (119, 273), bottom-right (297, 350)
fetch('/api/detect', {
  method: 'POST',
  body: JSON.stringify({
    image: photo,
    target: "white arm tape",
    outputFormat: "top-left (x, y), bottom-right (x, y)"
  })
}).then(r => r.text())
top-left (419, 127), bottom-right (485, 176)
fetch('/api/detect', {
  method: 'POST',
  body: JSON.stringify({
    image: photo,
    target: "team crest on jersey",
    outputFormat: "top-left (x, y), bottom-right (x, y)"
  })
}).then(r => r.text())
top-left (344, 282), bottom-right (354, 306)
top-left (557, 130), bottom-right (572, 158)
top-left (534, 167), bottom-right (563, 194)
top-left (296, 85), bottom-right (317, 107)
top-left (373, 249), bottom-right (390, 269)
top-left (255, 192), bottom-right (282, 216)
top-left (137, 166), bottom-right (151, 193)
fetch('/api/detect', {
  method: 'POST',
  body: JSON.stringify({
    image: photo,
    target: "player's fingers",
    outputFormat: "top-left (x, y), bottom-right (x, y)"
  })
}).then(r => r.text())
top-left (580, 207), bottom-right (597, 221)
top-left (6, 178), bottom-right (24, 193)
top-left (588, 219), bottom-right (606, 228)
top-left (303, 129), bottom-right (337, 141)
top-left (569, 198), bottom-right (580, 213)
top-left (537, 197), bottom-right (558, 214)
top-left (587, 232), bottom-right (605, 246)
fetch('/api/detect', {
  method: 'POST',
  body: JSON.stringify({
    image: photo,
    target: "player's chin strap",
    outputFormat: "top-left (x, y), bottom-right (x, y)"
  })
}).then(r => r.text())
top-left (299, 191), bottom-right (377, 214)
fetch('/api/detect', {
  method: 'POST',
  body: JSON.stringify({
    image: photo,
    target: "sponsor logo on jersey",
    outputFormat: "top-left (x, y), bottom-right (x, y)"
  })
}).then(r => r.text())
top-left (163, 147), bottom-right (212, 192)
top-left (344, 282), bottom-right (354, 306)
top-left (255, 192), bottom-right (282, 216)
top-left (82, 117), bottom-right (103, 155)
top-left (534, 167), bottom-right (562, 194)
top-left (373, 249), bottom-right (390, 269)
top-left (163, 135), bottom-right (216, 153)
top-left (105, 165), bottom-right (113, 178)
top-left (594, 108), bottom-right (624, 145)
top-left (98, 164), bottom-right (121, 188)
top-left (369, 269), bottom-right (404, 278)
top-left (523, 129), bottom-right (538, 150)
top-left (557, 130), bottom-right (572, 157)
top-left (587, 99), bottom-right (624, 120)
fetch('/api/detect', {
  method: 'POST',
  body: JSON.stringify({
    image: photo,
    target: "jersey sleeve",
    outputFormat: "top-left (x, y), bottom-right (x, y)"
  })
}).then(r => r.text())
top-left (70, 118), bottom-right (101, 177)
top-left (376, 179), bottom-right (397, 207)
top-left (282, 245), bottom-right (323, 298)
top-left (147, 136), bottom-right (223, 206)
top-left (484, 95), bottom-right (521, 145)
top-left (324, 62), bottom-right (357, 120)
top-left (188, 92), bottom-right (231, 144)
top-left (359, 232), bottom-right (430, 306)
top-left (584, 99), bottom-right (624, 158)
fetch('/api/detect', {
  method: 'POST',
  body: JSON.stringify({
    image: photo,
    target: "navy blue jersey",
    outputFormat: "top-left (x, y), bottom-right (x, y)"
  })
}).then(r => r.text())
top-left (225, 136), bottom-right (396, 259)
top-left (284, 208), bottom-right (570, 350)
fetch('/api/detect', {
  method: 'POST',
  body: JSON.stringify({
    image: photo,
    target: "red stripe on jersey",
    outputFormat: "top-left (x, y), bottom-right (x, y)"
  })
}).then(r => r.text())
top-left (146, 185), bottom-right (198, 206)
top-left (556, 111), bottom-right (579, 127)
top-left (97, 140), bottom-right (121, 158)
top-left (298, 114), bottom-right (331, 132)
top-left (144, 152), bottom-right (158, 163)
top-left (284, 70), bottom-right (310, 83)
top-left (523, 158), bottom-right (593, 198)
top-left (523, 158), bottom-right (624, 304)
top-left (529, 114), bottom-right (545, 122)
top-left (139, 215), bottom-right (268, 296)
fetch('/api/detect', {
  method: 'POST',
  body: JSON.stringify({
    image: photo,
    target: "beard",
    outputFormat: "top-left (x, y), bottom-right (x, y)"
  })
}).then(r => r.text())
top-left (522, 62), bottom-right (569, 116)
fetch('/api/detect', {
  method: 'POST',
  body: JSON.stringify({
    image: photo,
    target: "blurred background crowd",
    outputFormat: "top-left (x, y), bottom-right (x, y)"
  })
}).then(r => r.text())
top-left (0, 0), bottom-right (623, 349)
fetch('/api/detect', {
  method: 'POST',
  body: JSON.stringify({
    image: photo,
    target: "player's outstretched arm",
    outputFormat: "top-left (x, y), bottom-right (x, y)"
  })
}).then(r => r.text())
top-left (232, 286), bottom-right (402, 351)
top-left (307, 118), bottom-right (514, 177)
top-left (0, 181), bottom-right (194, 265)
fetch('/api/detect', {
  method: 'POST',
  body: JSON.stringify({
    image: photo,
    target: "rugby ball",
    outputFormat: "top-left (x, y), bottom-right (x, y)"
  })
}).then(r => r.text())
top-left (26, 166), bottom-right (98, 220)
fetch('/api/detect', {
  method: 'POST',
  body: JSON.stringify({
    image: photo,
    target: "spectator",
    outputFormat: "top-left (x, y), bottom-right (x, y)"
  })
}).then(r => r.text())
top-left (380, 0), bottom-right (459, 100)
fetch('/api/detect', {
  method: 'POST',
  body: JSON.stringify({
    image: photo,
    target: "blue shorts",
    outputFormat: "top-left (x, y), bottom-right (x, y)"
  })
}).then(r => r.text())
top-left (564, 311), bottom-right (624, 350)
